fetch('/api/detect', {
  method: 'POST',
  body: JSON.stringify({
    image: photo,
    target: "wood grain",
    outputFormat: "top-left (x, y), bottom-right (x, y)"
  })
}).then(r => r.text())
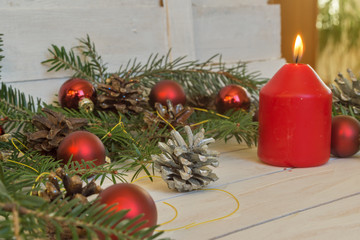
top-left (0, 0), bottom-right (283, 104)
top-left (111, 140), bottom-right (360, 240)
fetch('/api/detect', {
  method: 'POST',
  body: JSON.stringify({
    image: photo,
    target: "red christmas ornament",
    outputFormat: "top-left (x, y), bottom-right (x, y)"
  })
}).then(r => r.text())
top-left (57, 131), bottom-right (106, 168)
top-left (215, 84), bottom-right (251, 114)
top-left (148, 80), bottom-right (186, 107)
top-left (331, 115), bottom-right (360, 158)
top-left (0, 125), bottom-right (4, 135)
top-left (58, 78), bottom-right (97, 111)
top-left (97, 183), bottom-right (157, 239)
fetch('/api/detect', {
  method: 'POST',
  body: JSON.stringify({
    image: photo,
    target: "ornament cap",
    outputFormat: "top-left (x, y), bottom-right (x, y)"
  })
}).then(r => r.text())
top-left (79, 97), bottom-right (94, 112)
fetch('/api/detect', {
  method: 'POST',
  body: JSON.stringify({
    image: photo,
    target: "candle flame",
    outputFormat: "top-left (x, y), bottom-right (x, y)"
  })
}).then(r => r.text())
top-left (293, 34), bottom-right (304, 63)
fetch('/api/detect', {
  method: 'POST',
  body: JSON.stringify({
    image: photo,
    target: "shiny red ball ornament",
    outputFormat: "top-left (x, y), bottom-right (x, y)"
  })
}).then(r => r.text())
top-left (58, 78), bottom-right (97, 111)
top-left (148, 80), bottom-right (186, 107)
top-left (0, 125), bottom-right (4, 135)
top-left (57, 131), bottom-right (106, 168)
top-left (97, 183), bottom-right (157, 239)
top-left (215, 84), bottom-right (251, 114)
top-left (331, 115), bottom-right (360, 158)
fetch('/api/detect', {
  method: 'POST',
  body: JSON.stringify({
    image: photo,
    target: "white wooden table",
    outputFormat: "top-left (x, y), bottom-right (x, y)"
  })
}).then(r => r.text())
top-left (103, 140), bottom-right (360, 240)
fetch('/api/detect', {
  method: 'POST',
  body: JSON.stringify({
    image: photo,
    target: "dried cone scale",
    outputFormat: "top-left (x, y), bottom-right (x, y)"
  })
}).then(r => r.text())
top-left (152, 126), bottom-right (219, 192)
top-left (27, 108), bottom-right (88, 155)
top-left (34, 167), bottom-right (102, 203)
top-left (33, 168), bottom-right (102, 239)
top-left (143, 99), bottom-right (194, 129)
top-left (330, 69), bottom-right (360, 113)
top-left (97, 75), bottom-right (146, 114)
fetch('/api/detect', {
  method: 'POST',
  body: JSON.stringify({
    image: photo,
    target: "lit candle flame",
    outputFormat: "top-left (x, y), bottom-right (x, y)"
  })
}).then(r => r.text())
top-left (293, 34), bottom-right (304, 63)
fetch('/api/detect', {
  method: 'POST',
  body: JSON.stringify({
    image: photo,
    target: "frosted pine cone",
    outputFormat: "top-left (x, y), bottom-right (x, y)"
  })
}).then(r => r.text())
top-left (152, 126), bottom-right (219, 192)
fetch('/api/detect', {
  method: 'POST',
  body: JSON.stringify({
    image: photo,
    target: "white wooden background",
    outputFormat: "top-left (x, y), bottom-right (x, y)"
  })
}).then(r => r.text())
top-left (0, 0), bottom-right (285, 103)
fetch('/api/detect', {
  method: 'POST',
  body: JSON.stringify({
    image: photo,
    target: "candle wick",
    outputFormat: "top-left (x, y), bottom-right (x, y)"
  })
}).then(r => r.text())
top-left (295, 55), bottom-right (299, 64)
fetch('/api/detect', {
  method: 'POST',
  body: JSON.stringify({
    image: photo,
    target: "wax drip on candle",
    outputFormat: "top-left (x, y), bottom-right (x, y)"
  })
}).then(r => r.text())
top-left (293, 34), bottom-right (304, 64)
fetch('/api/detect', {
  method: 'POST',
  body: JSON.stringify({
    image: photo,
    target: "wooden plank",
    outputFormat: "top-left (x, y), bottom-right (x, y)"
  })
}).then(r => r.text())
top-left (115, 146), bottom-right (360, 239)
top-left (165, 0), bottom-right (196, 60)
top-left (6, 77), bottom-right (68, 103)
top-left (193, 0), bottom-right (270, 7)
top-left (0, 0), bottom-right (159, 9)
top-left (222, 194), bottom-right (360, 240)
top-left (0, 3), bottom-right (167, 82)
top-left (246, 58), bottom-right (286, 78)
top-left (192, 4), bottom-right (281, 62)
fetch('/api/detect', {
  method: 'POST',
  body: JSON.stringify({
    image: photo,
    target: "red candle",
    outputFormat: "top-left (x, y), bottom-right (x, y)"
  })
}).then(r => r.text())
top-left (257, 35), bottom-right (332, 167)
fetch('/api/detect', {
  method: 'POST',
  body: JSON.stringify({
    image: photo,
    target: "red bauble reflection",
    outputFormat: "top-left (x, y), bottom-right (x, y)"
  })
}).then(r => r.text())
top-left (331, 115), bottom-right (360, 158)
top-left (58, 78), bottom-right (96, 110)
top-left (148, 80), bottom-right (186, 107)
top-left (215, 84), bottom-right (251, 114)
top-left (57, 131), bottom-right (106, 168)
top-left (0, 125), bottom-right (4, 135)
top-left (97, 183), bottom-right (157, 239)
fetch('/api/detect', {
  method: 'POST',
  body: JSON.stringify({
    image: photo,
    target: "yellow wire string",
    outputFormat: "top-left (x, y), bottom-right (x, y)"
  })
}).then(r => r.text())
top-left (159, 202), bottom-right (178, 226)
top-left (190, 120), bottom-right (209, 127)
top-left (156, 110), bottom-right (176, 131)
top-left (7, 138), bottom-right (38, 173)
top-left (31, 172), bottom-right (63, 196)
top-left (11, 138), bottom-right (28, 156)
top-left (101, 115), bottom-right (135, 141)
top-left (131, 175), bottom-right (162, 183)
top-left (6, 159), bottom-right (38, 173)
top-left (129, 174), bottom-right (240, 232)
top-left (193, 107), bottom-right (230, 119)
top-left (157, 188), bottom-right (240, 232)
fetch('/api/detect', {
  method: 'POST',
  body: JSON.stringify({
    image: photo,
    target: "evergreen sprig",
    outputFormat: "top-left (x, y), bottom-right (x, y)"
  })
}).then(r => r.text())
top-left (0, 83), bottom-right (42, 133)
top-left (42, 36), bottom-right (266, 109)
top-left (1, 35), bottom-right (267, 239)
top-left (0, 188), bottom-right (161, 239)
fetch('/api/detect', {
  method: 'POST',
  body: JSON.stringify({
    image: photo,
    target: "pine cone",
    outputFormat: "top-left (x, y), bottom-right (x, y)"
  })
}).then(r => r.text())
top-left (34, 168), bottom-right (102, 239)
top-left (34, 167), bottom-right (102, 203)
top-left (330, 69), bottom-right (360, 113)
top-left (152, 126), bottom-right (219, 192)
top-left (27, 108), bottom-right (88, 155)
top-left (144, 100), bottom-right (194, 129)
top-left (97, 75), bottom-right (147, 114)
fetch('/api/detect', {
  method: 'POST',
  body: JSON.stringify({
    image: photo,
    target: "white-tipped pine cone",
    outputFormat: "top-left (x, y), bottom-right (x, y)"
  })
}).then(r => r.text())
top-left (152, 125), bottom-right (219, 192)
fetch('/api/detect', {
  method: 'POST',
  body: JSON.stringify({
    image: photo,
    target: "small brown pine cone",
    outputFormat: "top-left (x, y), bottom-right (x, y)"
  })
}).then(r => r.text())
top-left (144, 99), bottom-right (194, 130)
top-left (27, 108), bottom-right (88, 156)
top-left (97, 75), bottom-right (147, 114)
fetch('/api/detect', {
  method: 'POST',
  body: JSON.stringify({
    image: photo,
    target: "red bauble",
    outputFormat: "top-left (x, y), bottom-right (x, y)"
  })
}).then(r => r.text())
top-left (148, 80), bottom-right (186, 107)
top-left (215, 84), bottom-right (251, 114)
top-left (0, 125), bottom-right (4, 135)
top-left (57, 131), bottom-right (106, 168)
top-left (331, 115), bottom-right (360, 158)
top-left (58, 78), bottom-right (96, 111)
top-left (97, 183), bottom-right (157, 239)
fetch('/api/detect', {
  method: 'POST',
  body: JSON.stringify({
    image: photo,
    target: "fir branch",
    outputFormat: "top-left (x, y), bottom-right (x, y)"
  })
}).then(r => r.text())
top-left (0, 198), bottom-right (162, 239)
top-left (116, 52), bottom-right (265, 109)
top-left (42, 36), bottom-right (108, 84)
top-left (42, 44), bottom-right (96, 83)
top-left (192, 110), bottom-right (258, 146)
top-left (0, 83), bottom-right (41, 132)
top-left (75, 35), bottom-right (108, 82)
